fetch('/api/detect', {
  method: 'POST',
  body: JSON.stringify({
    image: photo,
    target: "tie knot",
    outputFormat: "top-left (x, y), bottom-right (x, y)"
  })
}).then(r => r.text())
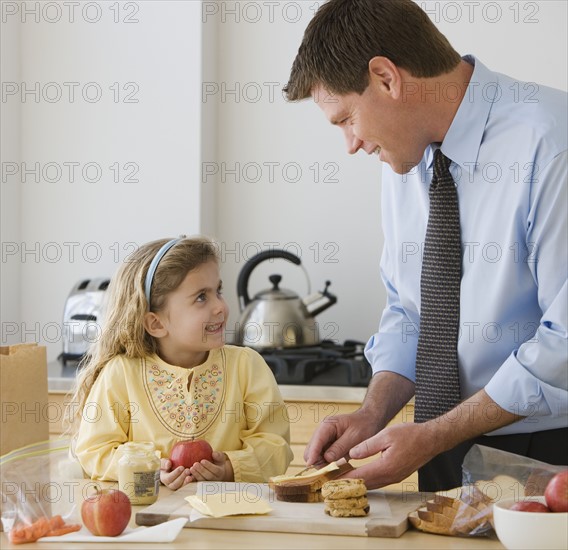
top-left (433, 149), bottom-right (452, 178)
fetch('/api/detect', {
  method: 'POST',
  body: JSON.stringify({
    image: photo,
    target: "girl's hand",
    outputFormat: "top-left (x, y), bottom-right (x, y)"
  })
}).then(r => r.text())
top-left (189, 451), bottom-right (234, 482)
top-left (160, 458), bottom-right (193, 490)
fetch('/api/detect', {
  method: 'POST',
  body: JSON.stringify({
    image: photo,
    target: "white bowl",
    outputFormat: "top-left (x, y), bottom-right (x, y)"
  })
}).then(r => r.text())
top-left (493, 497), bottom-right (568, 550)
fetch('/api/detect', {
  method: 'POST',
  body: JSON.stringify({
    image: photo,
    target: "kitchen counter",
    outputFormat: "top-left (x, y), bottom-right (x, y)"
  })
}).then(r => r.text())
top-left (0, 528), bottom-right (505, 549)
top-left (47, 360), bottom-right (368, 402)
top-left (0, 482), bottom-right (505, 549)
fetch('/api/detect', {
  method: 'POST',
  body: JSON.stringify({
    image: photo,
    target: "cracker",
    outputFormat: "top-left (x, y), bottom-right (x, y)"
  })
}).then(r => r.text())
top-left (321, 479), bottom-right (367, 500)
top-left (324, 496), bottom-right (369, 510)
top-left (324, 505), bottom-right (370, 518)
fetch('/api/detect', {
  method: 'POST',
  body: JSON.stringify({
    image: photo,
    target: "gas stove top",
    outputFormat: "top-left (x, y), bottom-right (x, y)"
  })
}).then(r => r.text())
top-left (257, 340), bottom-right (372, 387)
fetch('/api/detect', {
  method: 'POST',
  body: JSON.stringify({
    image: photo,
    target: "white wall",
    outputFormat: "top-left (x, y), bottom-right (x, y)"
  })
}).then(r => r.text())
top-left (1, 1), bottom-right (566, 361)
top-left (421, 0), bottom-right (567, 89)
top-left (1, 1), bottom-right (207, 360)
top-left (209, 3), bottom-right (381, 345)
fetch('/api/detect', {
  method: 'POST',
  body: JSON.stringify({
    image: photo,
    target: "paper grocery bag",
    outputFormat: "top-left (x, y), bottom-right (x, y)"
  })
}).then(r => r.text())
top-left (0, 344), bottom-right (49, 456)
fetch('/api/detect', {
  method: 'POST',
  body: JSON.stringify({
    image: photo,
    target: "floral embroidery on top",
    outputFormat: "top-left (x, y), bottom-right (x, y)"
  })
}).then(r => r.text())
top-left (143, 351), bottom-right (226, 438)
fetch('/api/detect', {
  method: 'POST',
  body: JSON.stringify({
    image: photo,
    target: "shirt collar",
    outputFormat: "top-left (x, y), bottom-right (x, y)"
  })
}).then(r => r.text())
top-left (149, 347), bottom-right (220, 371)
top-left (426, 55), bottom-right (499, 175)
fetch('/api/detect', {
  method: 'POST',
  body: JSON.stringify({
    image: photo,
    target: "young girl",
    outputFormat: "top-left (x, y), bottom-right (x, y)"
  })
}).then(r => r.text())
top-left (70, 236), bottom-right (293, 489)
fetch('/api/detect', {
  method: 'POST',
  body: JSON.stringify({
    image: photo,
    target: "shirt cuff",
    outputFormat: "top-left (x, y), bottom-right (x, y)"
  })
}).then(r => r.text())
top-left (365, 332), bottom-right (418, 382)
top-left (485, 351), bottom-right (553, 417)
top-left (223, 450), bottom-right (242, 482)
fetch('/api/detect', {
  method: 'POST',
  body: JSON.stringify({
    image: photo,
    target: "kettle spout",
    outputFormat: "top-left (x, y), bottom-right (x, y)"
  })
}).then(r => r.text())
top-left (303, 281), bottom-right (337, 317)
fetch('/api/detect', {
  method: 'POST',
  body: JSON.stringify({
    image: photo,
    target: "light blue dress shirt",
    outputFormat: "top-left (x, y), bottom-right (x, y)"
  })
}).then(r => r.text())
top-left (365, 56), bottom-right (568, 435)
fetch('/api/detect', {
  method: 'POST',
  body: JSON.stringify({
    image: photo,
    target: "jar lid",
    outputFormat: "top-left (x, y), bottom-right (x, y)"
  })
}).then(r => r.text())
top-left (123, 441), bottom-right (155, 453)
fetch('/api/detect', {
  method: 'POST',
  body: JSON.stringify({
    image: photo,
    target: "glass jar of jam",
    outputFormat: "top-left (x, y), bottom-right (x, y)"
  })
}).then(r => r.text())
top-left (118, 441), bottom-right (160, 505)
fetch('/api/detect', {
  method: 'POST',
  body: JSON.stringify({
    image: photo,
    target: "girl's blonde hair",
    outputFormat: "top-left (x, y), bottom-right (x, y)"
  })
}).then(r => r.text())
top-left (66, 236), bottom-right (220, 433)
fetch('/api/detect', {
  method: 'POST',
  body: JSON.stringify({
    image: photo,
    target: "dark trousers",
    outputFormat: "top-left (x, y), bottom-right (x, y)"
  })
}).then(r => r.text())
top-left (418, 427), bottom-right (568, 492)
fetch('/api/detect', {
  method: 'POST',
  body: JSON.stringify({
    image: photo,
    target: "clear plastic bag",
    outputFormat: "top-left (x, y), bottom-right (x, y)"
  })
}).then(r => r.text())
top-left (409, 444), bottom-right (566, 537)
top-left (462, 443), bottom-right (565, 500)
top-left (0, 439), bottom-right (85, 544)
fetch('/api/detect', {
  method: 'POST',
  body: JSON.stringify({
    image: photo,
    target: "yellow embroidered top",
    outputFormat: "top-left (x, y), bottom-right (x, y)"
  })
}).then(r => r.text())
top-left (74, 345), bottom-right (293, 482)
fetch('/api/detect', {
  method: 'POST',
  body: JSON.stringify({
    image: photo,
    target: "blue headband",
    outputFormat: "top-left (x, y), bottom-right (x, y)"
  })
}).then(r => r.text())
top-left (144, 237), bottom-right (184, 306)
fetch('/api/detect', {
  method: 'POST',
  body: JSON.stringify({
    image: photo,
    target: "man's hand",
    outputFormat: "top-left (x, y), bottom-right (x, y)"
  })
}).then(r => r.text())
top-left (343, 389), bottom-right (521, 489)
top-left (304, 372), bottom-right (415, 467)
top-left (344, 422), bottom-right (438, 489)
top-left (304, 409), bottom-right (380, 466)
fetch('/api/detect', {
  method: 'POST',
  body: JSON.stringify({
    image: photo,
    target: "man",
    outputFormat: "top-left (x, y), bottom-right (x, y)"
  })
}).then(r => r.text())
top-left (284, 0), bottom-right (567, 491)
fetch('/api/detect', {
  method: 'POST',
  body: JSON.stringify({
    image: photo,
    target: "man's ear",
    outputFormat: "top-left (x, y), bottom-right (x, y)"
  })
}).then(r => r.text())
top-left (368, 56), bottom-right (402, 100)
top-left (144, 312), bottom-right (167, 338)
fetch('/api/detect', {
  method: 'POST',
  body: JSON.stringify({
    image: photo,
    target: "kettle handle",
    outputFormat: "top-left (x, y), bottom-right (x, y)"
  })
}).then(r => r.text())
top-left (237, 249), bottom-right (301, 311)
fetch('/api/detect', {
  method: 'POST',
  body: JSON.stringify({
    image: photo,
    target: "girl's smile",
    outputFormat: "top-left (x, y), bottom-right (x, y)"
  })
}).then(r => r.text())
top-left (145, 259), bottom-right (229, 369)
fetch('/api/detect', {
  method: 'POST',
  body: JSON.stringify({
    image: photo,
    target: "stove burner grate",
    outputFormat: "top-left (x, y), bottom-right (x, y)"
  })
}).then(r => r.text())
top-left (259, 340), bottom-right (372, 387)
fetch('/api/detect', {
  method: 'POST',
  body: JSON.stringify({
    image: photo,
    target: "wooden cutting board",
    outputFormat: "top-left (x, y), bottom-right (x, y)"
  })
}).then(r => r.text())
top-left (136, 483), bottom-right (432, 538)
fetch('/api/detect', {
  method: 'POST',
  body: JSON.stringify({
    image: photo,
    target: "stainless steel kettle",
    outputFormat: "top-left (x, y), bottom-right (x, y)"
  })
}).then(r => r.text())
top-left (235, 249), bottom-right (337, 349)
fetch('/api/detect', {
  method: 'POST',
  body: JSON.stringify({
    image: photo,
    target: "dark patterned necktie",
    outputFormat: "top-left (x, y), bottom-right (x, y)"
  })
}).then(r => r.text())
top-left (414, 149), bottom-right (462, 423)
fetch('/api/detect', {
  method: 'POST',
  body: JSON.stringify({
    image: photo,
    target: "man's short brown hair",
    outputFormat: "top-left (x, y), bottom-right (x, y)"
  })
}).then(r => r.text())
top-left (284, 0), bottom-right (462, 100)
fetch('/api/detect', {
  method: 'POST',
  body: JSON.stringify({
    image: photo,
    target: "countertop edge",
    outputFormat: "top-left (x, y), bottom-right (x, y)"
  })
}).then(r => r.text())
top-left (47, 360), bottom-right (370, 402)
top-left (48, 378), bottom-right (368, 403)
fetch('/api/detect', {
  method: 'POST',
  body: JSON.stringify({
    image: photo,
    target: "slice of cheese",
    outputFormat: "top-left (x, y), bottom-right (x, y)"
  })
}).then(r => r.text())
top-left (269, 461), bottom-right (341, 484)
top-left (185, 494), bottom-right (272, 518)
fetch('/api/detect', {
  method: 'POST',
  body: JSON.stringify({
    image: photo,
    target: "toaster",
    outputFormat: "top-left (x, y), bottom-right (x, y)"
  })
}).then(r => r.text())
top-left (61, 277), bottom-right (110, 364)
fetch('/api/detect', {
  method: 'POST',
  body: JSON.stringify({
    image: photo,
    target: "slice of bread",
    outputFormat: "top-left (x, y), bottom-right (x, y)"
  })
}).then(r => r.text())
top-left (272, 483), bottom-right (319, 496)
top-left (275, 491), bottom-right (324, 503)
top-left (269, 459), bottom-right (354, 501)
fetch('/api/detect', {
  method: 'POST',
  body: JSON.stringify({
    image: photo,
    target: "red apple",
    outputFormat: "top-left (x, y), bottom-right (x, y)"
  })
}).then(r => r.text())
top-left (170, 439), bottom-right (213, 469)
top-left (544, 470), bottom-right (568, 512)
top-left (81, 489), bottom-right (131, 536)
top-left (509, 501), bottom-right (551, 513)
